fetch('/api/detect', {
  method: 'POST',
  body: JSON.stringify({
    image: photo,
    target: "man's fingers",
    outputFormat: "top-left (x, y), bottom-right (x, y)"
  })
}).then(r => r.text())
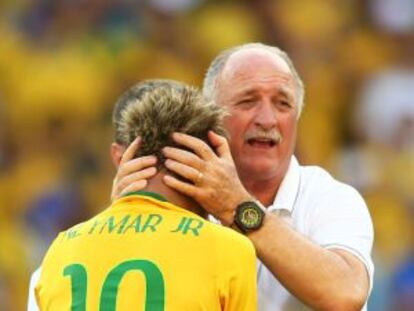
top-left (118, 167), bottom-right (157, 192)
top-left (172, 132), bottom-right (215, 160)
top-left (208, 131), bottom-right (231, 159)
top-left (118, 156), bottom-right (157, 179)
top-left (164, 159), bottom-right (199, 182)
top-left (163, 175), bottom-right (197, 197)
top-left (112, 154), bottom-right (157, 201)
top-left (162, 147), bottom-right (202, 170)
top-left (120, 137), bottom-right (141, 165)
top-left (119, 180), bottom-right (148, 197)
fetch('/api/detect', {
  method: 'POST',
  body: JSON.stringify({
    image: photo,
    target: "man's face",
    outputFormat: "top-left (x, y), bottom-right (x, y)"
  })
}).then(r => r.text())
top-left (215, 48), bottom-right (299, 181)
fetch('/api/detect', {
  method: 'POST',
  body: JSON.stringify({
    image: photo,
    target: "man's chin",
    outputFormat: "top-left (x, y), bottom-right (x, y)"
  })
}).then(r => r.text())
top-left (239, 159), bottom-right (280, 179)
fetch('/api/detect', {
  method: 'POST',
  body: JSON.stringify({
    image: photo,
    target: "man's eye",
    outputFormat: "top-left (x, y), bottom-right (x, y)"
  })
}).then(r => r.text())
top-left (237, 99), bottom-right (254, 106)
top-left (279, 101), bottom-right (291, 108)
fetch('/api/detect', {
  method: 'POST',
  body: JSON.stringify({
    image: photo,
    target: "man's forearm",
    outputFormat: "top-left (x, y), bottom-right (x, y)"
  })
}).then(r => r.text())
top-left (248, 214), bottom-right (369, 311)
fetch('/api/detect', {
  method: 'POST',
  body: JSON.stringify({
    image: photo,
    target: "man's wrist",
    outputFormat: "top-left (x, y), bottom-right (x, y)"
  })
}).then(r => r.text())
top-left (231, 198), bottom-right (267, 234)
top-left (218, 192), bottom-right (254, 226)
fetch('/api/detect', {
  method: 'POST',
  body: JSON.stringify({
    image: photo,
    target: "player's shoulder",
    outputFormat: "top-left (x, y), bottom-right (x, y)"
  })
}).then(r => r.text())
top-left (63, 206), bottom-right (113, 234)
top-left (204, 221), bottom-right (255, 255)
top-left (40, 211), bottom-right (109, 268)
top-left (47, 208), bottom-right (109, 248)
top-left (56, 215), bottom-right (97, 240)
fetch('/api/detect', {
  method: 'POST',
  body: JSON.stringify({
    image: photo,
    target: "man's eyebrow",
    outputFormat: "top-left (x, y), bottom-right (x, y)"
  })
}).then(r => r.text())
top-left (240, 89), bottom-right (257, 97)
top-left (277, 88), bottom-right (294, 101)
top-left (229, 89), bottom-right (257, 101)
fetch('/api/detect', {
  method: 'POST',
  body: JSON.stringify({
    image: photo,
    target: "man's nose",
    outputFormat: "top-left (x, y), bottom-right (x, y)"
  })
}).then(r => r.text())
top-left (254, 101), bottom-right (278, 130)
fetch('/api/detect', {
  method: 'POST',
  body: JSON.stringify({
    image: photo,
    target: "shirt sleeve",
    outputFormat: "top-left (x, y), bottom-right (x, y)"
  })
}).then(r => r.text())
top-left (309, 182), bottom-right (374, 292)
top-left (27, 268), bottom-right (41, 311)
top-left (219, 233), bottom-right (258, 311)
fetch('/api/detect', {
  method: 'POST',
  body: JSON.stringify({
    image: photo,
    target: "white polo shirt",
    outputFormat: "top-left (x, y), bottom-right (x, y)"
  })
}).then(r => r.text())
top-left (27, 156), bottom-right (374, 311)
top-left (256, 157), bottom-right (374, 311)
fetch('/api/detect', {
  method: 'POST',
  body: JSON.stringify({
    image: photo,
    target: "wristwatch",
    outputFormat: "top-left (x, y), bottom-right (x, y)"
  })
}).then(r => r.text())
top-left (233, 200), bottom-right (266, 233)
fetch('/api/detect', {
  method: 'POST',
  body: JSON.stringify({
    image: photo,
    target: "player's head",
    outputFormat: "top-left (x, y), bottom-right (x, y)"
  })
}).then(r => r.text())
top-left (111, 79), bottom-right (227, 167)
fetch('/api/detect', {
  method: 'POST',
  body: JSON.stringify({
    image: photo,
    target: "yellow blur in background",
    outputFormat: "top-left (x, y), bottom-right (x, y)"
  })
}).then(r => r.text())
top-left (0, 0), bottom-right (413, 310)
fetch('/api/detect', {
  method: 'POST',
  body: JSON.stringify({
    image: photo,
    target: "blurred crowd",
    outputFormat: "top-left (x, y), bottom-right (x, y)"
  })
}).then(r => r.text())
top-left (0, 0), bottom-right (413, 310)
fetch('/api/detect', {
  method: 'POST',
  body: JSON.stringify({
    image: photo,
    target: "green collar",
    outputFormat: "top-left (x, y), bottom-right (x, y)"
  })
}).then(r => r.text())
top-left (122, 190), bottom-right (168, 202)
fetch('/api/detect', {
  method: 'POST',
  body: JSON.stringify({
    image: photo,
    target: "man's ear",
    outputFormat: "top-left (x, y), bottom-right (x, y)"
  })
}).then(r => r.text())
top-left (110, 143), bottom-right (125, 168)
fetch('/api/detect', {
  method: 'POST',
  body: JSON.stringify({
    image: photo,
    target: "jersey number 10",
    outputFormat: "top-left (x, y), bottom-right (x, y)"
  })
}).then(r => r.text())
top-left (64, 259), bottom-right (165, 310)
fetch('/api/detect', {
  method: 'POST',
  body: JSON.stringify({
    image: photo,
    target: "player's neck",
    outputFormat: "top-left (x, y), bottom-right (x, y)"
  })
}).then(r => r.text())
top-left (145, 171), bottom-right (208, 219)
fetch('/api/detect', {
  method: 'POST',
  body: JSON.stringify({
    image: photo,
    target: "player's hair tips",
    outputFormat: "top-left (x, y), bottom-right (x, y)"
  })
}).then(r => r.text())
top-left (113, 79), bottom-right (227, 162)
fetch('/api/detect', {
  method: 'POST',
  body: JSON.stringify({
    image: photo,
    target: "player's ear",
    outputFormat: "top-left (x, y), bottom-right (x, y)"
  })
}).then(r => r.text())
top-left (110, 143), bottom-right (125, 168)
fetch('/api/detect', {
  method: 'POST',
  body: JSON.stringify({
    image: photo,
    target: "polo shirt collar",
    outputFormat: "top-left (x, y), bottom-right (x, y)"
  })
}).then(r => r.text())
top-left (268, 156), bottom-right (301, 213)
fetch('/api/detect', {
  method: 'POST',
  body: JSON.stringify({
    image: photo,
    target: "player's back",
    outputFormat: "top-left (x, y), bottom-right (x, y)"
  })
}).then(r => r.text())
top-left (35, 192), bottom-right (257, 311)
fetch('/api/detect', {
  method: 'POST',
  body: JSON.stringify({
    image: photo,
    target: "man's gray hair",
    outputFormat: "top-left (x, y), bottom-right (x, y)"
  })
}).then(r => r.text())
top-left (202, 42), bottom-right (305, 116)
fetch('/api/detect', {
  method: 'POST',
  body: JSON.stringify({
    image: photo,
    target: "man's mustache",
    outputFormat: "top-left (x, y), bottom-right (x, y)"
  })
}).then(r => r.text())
top-left (244, 129), bottom-right (282, 144)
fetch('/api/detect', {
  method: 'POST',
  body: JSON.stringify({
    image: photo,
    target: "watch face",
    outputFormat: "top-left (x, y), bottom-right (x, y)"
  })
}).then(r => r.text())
top-left (237, 202), bottom-right (264, 230)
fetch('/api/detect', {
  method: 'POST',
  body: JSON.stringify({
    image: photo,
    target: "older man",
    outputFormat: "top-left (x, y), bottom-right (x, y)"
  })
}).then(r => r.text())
top-left (111, 43), bottom-right (374, 311)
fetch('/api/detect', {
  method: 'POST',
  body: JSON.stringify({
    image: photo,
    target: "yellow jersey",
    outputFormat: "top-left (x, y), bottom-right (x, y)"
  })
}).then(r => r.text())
top-left (35, 192), bottom-right (257, 310)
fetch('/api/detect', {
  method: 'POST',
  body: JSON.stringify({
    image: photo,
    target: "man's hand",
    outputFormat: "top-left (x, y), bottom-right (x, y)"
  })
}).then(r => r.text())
top-left (111, 137), bottom-right (158, 201)
top-left (162, 131), bottom-right (252, 225)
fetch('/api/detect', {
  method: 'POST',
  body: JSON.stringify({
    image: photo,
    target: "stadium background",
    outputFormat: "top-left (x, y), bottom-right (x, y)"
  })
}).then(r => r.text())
top-left (0, 0), bottom-right (413, 310)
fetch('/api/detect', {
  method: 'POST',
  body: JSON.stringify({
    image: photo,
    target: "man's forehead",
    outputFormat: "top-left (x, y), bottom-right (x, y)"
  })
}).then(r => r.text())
top-left (221, 47), bottom-right (292, 80)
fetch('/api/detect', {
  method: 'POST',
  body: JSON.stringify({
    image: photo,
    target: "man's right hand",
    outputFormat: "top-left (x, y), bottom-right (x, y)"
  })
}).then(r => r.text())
top-left (162, 131), bottom-right (252, 226)
top-left (111, 137), bottom-right (158, 201)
